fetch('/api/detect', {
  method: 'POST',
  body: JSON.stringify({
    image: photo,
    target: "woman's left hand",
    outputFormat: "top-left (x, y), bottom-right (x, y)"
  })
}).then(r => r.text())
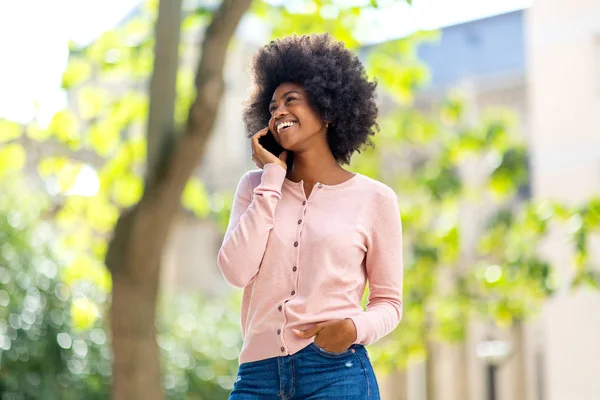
top-left (293, 319), bottom-right (358, 353)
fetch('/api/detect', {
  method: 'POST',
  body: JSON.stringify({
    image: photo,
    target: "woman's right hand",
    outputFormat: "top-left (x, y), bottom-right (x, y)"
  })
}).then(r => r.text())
top-left (251, 127), bottom-right (288, 170)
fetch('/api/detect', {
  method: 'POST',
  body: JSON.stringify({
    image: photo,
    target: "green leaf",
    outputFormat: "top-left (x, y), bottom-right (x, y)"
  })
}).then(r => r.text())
top-left (175, 69), bottom-right (196, 125)
top-left (38, 157), bottom-right (83, 193)
top-left (71, 297), bottom-right (100, 331)
top-left (488, 173), bottom-right (514, 197)
top-left (182, 13), bottom-right (206, 32)
top-left (441, 96), bottom-right (465, 126)
top-left (37, 156), bottom-right (69, 177)
top-left (423, 162), bottom-right (461, 201)
top-left (112, 174), bottom-right (144, 207)
top-left (0, 143), bottom-right (26, 177)
top-left (77, 86), bottom-right (109, 119)
top-left (487, 147), bottom-right (528, 199)
top-left (122, 16), bottom-right (152, 42)
top-left (85, 194), bottom-right (120, 233)
top-left (62, 253), bottom-right (112, 293)
top-left (583, 197), bottom-right (600, 228)
top-left (130, 46), bottom-right (154, 78)
top-left (124, 137), bottom-right (147, 163)
top-left (0, 120), bottom-right (22, 143)
top-left (114, 92), bottom-right (149, 125)
top-left (89, 120), bottom-right (120, 157)
top-left (26, 123), bottom-right (52, 141)
top-left (182, 179), bottom-right (211, 218)
top-left (584, 271), bottom-right (600, 289)
top-left (49, 110), bottom-right (80, 145)
top-left (61, 228), bottom-right (93, 252)
top-left (62, 58), bottom-right (92, 89)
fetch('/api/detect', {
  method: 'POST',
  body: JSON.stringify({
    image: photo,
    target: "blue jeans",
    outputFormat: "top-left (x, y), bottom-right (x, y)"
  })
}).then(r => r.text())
top-left (229, 343), bottom-right (380, 399)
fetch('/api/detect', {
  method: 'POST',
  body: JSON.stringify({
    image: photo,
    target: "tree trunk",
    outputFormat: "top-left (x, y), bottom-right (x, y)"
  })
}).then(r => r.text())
top-left (106, 1), bottom-right (253, 399)
top-left (146, 0), bottom-right (182, 187)
top-left (425, 311), bottom-right (436, 400)
top-left (512, 320), bottom-right (527, 400)
top-left (459, 341), bottom-right (470, 400)
top-left (425, 338), bottom-right (436, 400)
top-left (383, 369), bottom-right (408, 400)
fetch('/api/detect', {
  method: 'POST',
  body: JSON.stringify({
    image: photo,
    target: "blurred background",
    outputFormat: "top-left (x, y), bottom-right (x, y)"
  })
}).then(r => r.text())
top-left (1, 0), bottom-right (599, 399)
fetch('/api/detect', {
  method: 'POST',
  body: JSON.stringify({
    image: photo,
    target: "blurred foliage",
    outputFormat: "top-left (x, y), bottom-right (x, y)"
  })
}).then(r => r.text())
top-left (0, 175), bottom-right (111, 399)
top-left (349, 58), bottom-right (600, 370)
top-left (1, 0), bottom-right (599, 397)
top-left (157, 294), bottom-right (242, 399)
top-left (0, 175), bottom-right (241, 399)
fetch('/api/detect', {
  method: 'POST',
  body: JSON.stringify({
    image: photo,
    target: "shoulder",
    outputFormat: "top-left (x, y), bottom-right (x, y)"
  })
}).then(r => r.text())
top-left (355, 174), bottom-right (398, 205)
top-left (354, 174), bottom-right (401, 228)
top-left (354, 175), bottom-right (402, 234)
top-left (237, 165), bottom-right (287, 195)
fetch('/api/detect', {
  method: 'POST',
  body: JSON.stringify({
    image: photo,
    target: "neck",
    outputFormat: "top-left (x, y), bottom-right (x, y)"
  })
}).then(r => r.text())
top-left (287, 144), bottom-right (343, 186)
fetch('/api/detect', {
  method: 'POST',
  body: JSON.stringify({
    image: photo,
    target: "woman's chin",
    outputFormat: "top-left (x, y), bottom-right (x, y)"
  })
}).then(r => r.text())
top-left (278, 139), bottom-right (296, 151)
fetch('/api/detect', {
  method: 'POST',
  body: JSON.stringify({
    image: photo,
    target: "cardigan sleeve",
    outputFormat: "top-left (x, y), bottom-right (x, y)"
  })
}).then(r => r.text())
top-left (350, 192), bottom-right (404, 345)
top-left (217, 163), bottom-right (287, 288)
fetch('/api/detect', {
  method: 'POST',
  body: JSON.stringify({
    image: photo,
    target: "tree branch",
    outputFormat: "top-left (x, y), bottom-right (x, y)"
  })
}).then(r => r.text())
top-left (146, 0), bottom-right (182, 187)
top-left (150, 0), bottom-right (253, 207)
top-left (195, 0), bottom-right (253, 90)
top-left (115, 0), bottom-right (254, 278)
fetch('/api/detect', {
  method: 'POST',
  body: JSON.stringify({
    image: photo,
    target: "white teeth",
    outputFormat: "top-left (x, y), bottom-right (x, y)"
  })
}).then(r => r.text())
top-left (277, 121), bottom-right (296, 133)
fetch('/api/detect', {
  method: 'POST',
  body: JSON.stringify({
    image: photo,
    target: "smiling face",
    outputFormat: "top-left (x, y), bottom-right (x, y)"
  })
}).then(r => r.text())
top-left (268, 82), bottom-right (327, 152)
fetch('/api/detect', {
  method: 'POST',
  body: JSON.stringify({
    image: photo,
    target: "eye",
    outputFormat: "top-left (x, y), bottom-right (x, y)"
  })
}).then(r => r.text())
top-left (269, 105), bottom-right (276, 113)
top-left (285, 96), bottom-right (298, 104)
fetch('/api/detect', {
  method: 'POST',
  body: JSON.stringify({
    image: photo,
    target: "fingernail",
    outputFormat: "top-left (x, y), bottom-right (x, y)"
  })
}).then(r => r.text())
top-left (293, 329), bottom-right (301, 335)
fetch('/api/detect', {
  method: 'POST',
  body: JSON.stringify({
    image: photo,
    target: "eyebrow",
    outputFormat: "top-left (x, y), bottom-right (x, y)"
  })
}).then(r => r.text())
top-left (270, 90), bottom-right (300, 105)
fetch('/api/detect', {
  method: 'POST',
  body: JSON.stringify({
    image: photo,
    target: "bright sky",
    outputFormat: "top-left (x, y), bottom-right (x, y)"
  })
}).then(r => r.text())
top-left (0, 0), bottom-right (531, 125)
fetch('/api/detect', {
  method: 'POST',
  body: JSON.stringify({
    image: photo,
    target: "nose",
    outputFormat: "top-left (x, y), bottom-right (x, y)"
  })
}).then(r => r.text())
top-left (273, 105), bottom-right (289, 119)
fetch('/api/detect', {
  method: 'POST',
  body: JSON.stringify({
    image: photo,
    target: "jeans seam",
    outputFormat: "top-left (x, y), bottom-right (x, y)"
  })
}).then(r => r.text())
top-left (278, 357), bottom-right (284, 400)
top-left (288, 357), bottom-right (296, 399)
top-left (276, 356), bottom-right (294, 400)
top-left (354, 350), bottom-right (370, 398)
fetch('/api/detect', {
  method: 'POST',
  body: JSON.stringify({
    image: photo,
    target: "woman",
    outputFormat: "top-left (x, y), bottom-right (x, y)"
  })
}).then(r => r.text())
top-left (218, 33), bottom-right (403, 400)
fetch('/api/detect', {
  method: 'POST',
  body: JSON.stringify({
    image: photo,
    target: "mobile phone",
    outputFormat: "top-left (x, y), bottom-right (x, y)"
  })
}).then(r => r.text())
top-left (258, 128), bottom-right (285, 158)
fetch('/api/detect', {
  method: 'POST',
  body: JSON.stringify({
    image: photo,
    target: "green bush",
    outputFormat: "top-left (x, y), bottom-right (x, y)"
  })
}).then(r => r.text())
top-left (0, 177), bottom-right (111, 399)
top-left (0, 177), bottom-right (241, 399)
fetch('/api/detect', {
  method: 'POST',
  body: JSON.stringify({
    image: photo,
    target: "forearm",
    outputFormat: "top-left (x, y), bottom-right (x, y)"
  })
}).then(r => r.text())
top-left (217, 164), bottom-right (286, 287)
top-left (351, 191), bottom-right (404, 345)
top-left (350, 298), bottom-right (403, 345)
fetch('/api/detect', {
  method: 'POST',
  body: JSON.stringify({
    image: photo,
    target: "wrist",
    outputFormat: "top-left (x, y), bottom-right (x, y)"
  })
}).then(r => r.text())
top-left (264, 161), bottom-right (286, 170)
top-left (275, 159), bottom-right (287, 170)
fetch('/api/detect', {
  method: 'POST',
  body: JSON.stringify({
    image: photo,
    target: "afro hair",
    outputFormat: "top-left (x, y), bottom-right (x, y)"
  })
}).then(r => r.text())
top-left (243, 33), bottom-right (379, 165)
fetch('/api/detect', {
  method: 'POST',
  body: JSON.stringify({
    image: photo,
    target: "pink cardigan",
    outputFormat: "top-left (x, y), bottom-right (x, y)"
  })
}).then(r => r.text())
top-left (218, 163), bottom-right (403, 364)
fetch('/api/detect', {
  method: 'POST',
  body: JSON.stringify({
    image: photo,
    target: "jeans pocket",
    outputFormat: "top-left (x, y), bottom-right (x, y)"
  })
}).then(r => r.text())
top-left (309, 342), bottom-right (353, 358)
